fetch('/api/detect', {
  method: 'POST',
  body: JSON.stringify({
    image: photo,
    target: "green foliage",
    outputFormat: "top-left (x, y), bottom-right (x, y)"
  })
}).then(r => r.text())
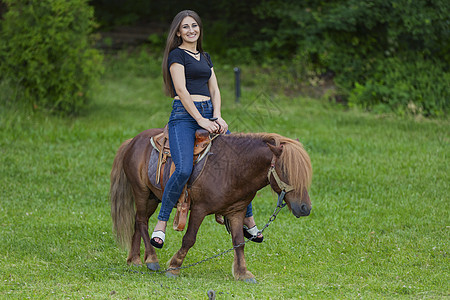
top-left (349, 55), bottom-right (450, 116)
top-left (0, 0), bottom-right (104, 115)
top-left (253, 0), bottom-right (450, 117)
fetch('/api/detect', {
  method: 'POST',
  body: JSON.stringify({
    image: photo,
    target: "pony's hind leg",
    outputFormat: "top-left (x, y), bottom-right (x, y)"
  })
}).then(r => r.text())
top-left (127, 188), bottom-right (160, 271)
top-left (143, 196), bottom-right (160, 270)
top-left (127, 219), bottom-right (143, 266)
top-left (228, 212), bottom-right (257, 283)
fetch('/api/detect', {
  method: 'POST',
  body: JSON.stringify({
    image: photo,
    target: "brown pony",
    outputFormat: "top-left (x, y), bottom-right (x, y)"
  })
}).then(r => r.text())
top-left (110, 128), bottom-right (312, 282)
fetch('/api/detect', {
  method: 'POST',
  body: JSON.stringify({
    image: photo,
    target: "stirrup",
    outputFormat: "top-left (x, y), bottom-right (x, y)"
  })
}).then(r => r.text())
top-left (150, 231), bottom-right (165, 249)
top-left (243, 225), bottom-right (264, 243)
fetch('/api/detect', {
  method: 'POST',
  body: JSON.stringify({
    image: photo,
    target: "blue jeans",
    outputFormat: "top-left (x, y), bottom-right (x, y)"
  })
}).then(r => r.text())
top-left (158, 99), bottom-right (253, 221)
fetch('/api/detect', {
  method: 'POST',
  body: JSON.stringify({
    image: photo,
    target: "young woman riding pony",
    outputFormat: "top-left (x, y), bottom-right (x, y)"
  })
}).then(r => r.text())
top-left (150, 10), bottom-right (263, 248)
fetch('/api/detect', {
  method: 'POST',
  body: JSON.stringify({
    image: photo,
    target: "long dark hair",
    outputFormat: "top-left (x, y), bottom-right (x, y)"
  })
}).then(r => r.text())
top-left (162, 10), bottom-right (204, 97)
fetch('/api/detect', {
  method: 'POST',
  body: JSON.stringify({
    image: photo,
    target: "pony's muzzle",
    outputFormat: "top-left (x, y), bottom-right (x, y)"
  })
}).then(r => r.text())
top-left (300, 203), bottom-right (311, 216)
top-left (291, 202), bottom-right (311, 217)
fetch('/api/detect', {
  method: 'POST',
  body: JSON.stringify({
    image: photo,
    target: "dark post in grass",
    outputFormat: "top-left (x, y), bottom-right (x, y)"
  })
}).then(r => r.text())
top-left (234, 67), bottom-right (241, 103)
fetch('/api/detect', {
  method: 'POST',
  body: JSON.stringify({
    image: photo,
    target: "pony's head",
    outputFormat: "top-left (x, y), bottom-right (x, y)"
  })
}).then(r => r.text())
top-left (265, 134), bottom-right (312, 217)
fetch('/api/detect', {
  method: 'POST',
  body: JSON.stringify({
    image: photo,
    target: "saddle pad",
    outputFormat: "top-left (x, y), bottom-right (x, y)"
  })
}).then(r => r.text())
top-left (148, 148), bottom-right (209, 190)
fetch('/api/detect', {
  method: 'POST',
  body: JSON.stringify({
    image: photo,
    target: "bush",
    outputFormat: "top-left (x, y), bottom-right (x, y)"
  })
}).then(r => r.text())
top-left (348, 55), bottom-right (450, 117)
top-left (0, 0), bottom-right (104, 115)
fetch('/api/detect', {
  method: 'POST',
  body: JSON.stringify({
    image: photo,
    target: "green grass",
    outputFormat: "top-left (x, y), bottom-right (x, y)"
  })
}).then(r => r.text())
top-left (0, 55), bottom-right (449, 299)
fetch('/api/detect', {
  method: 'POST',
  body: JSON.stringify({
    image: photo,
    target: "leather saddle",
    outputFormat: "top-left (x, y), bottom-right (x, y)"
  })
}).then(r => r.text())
top-left (150, 125), bottom-right (212, 231)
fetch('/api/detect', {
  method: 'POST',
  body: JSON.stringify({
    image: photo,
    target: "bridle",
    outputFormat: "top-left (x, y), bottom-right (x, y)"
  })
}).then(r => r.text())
top-left (267, 154), bottom-right (294, 208)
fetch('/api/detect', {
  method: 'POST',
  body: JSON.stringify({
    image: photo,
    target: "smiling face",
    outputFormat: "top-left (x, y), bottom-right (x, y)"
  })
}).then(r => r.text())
top-left (177, 16), bottom-right (200, 46)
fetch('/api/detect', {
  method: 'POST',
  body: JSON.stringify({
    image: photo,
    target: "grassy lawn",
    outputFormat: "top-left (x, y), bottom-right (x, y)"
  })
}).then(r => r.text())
top-left (0, 55), bottom-right (449, 299)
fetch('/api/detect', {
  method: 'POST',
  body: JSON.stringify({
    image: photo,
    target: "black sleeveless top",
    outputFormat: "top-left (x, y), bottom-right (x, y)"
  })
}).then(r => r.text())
top-left (168, 48), bottom-right (213, 97)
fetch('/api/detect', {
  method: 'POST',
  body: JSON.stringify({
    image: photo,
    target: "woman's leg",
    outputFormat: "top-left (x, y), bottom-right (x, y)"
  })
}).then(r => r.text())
top-left (152, 119), bottom-right (197, 245)
top-left (243, 203), bottom-right (263, 240)
top-left (245, 203), bottom-right (253, 218)
top-left (158, 121), bottom-right (196, 221)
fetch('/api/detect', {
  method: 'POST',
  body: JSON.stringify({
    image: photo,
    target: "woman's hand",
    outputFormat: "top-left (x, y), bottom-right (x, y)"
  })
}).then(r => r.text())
top-left (197, 118), bottom-right (220, 133)
top-left (215, 117), bottom-right (228, 134)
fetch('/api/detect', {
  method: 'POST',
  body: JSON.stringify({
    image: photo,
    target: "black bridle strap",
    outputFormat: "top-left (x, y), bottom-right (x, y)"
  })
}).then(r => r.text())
top-left (277, 190), bottom-right (287, 208)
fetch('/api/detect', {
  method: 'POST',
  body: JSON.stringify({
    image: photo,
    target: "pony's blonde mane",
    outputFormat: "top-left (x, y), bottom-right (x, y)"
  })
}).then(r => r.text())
top-left (231, 133), bottom-right (312, 193)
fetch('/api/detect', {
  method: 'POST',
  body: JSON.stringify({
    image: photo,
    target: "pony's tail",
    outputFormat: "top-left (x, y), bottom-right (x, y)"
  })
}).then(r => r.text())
top-left (110, 139), bottom-right (134, 249)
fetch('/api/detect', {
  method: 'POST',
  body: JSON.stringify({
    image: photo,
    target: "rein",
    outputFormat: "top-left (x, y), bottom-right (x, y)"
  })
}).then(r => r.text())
top-left (133, 196), bottom-right (288, 276)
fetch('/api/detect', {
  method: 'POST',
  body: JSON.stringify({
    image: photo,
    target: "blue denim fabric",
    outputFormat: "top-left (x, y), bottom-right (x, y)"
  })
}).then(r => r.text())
top-left (158, 99), bottom-right (253, 221)
top-left (245, 202), bottom-right (253, 218)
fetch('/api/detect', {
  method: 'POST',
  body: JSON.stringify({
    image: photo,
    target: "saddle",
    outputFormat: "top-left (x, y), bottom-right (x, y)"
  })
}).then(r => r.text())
top-left (150, 125), bottom-right (212, 231)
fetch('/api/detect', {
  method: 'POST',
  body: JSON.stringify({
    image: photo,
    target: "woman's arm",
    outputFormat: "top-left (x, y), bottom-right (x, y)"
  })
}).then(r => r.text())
top-left (208, 68), bottom-right (228, 133)
top-left (208, 68), bottom-right (221, 118)
top-left (170, 63), bottom-right (218, 133)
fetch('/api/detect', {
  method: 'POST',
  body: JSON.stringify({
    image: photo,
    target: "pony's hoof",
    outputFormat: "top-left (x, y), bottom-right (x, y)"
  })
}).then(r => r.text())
top-left (244, 278), bottom-right (258, 284)
top-left (165, 271), bottom-right (179, 279)
top-left (146, 262), bottom-right (160, 271)
top-left (127, 258), bottom-right (142, 267)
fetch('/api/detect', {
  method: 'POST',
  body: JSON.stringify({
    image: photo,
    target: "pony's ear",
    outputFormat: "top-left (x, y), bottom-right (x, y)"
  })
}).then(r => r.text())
top-left (267, 143), bottom-right (283, 157)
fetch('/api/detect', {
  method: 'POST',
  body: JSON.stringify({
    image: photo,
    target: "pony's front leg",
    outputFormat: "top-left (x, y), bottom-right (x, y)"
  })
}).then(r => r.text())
top-left (228, 213), bottom-right (257, 283)
top-left (166, 209), bottom-right (206, 277)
